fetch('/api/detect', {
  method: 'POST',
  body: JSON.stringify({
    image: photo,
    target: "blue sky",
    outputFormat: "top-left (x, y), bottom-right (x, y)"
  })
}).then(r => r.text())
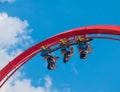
top-left (0, 0), bottom-right (120, 92)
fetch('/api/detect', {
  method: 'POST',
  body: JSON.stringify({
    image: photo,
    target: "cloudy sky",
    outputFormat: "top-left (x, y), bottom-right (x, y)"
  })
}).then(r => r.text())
top-left (0, 0), bottom-right (120, 92)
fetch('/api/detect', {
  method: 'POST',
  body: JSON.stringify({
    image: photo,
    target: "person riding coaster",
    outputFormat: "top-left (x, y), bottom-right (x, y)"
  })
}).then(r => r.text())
top-left (40, 46), bottom-right (59, 70)
top-left (60, 38), bottom-right (74, 63)
top-left (78, 42), bottom-right (88, 59)
top-left (45, 55), bottom-right (58, 70)
top-left (76, 35), bottom-right (93, 60)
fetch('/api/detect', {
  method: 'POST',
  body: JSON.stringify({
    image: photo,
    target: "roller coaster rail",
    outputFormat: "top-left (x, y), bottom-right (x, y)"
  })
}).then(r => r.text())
top-left (0, 25), bottom-right (120, 88)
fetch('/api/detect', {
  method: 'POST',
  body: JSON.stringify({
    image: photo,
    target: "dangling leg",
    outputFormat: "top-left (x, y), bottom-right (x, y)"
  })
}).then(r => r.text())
top-left (51, 56), bottom-right (58, 69)
top-left (63, 52), bottom-right (70, 63)
top-left (47, 60), bottom-right (56, 70)
top-left (69, 46), bottom-right (74, 56)
top-left (47, 56), bottom-right (52, 70)
top-left (47, 56), bottom-right (57, 70)
top-left (80, 51), bottom-right (84, 59)
top-left (80, 50), bottom-right (87, 60)
top-left (47, 60), bottom-right (52, 70)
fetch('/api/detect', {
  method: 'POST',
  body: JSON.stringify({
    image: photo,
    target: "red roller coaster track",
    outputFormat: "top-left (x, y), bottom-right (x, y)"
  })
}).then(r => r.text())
top-left (0, 25), bottom-right (120, 88)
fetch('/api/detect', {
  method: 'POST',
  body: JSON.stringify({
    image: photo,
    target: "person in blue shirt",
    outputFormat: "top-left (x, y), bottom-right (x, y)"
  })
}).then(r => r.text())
top-left (76, 35), bottom-right (93, 60)
top-left (60, 39), bottom-right (74, 63)
top-left (77, 41), bottom-right (87, 59)
top-left (40, 46), bottom-right (59, 70)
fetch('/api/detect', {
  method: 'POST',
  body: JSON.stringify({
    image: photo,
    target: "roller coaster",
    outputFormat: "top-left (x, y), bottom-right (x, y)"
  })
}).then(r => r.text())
top-left (0, 25), bottom-right (120, 88)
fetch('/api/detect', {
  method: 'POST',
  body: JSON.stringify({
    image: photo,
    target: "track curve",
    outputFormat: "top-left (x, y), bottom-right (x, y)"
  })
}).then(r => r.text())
top-left (1, 25), bottom-right (120, 88)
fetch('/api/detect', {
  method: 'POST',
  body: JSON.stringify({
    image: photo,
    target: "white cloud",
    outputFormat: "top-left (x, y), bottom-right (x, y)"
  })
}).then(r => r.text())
top-left (0, 72), bottom-right (58, 92)
top-left (0, 0), bottom-right (15, 3)
top-left (1, 72), bottom-right (59, 92)
top-left (0, 12), bottom-right (60, 92)
top-left (0, 12), bottom-right (32, 69)
top-left (0, 12), bottom-right (32, 49)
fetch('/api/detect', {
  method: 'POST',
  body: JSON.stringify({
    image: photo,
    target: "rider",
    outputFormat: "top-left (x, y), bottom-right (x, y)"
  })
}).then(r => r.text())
top-left (76, 35), bottom-right (92, 60)
top-left (60, 38), bottom-right (74, 63)
top-left (40, 46), bottom-right (59, 70)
